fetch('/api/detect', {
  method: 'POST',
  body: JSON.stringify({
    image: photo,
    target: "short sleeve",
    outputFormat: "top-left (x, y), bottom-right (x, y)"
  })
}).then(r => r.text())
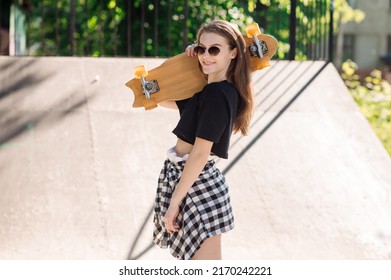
top-left (175, 98), bottom-right (191, 115)
top-left (196, 88), bottom-right (229, 143)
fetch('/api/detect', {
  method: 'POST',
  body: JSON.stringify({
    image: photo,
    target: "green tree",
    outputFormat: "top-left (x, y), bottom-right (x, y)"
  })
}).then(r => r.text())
top-left (341, 60), bottom-right (391, 156)
top-left (21, 0), bottom-right (362, 59)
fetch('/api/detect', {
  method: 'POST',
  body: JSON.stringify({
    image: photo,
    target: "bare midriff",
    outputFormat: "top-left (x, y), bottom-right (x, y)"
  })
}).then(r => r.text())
top-left (175, 138), bottom-right (193, 157)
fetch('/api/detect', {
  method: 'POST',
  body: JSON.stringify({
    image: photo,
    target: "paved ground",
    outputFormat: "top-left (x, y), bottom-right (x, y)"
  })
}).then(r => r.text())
top-left (0, 56), bottom-right (390, 260)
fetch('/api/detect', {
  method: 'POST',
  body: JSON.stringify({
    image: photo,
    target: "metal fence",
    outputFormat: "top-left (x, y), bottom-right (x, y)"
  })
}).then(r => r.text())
top-left (0, 0), bottom-right (334, 61)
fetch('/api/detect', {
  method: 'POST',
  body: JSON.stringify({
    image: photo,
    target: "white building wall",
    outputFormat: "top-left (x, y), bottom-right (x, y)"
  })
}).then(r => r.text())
top-left (344, 0), bottom-right (391, 69)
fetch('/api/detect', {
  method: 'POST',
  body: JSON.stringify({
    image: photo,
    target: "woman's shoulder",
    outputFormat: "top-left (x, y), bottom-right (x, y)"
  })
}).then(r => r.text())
top-left (200, 81), bottom-right (239, 110)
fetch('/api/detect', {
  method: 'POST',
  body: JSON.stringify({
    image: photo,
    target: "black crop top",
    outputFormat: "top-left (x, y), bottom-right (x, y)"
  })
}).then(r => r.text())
top-left (172, 80), bottom-right (241, 159)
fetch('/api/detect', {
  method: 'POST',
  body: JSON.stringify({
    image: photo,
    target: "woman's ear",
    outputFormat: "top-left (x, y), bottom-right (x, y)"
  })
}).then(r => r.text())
top-left (231, 48), bottom-right (237, 59)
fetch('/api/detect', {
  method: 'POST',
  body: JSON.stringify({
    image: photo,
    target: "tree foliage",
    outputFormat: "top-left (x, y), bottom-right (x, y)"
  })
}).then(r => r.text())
top-left (22, 0), bottom-right (363, 59)
top-left (342, 60), bottom-right (391, 156)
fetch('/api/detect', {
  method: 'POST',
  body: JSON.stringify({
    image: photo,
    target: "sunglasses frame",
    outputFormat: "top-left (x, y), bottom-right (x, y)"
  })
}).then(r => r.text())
top-left (194, 45), bottom-right (221, 56)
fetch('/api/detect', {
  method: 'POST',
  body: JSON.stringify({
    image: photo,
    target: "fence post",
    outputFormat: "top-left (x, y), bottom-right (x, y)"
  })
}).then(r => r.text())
top-left (0, 0), bottom-right (3, 55)
top-left (154, 0), bottom-right (158, 57)
top-left (141, 0), bottom-right (145, 56)
top-left (69, 0), bottom-right (75, 56)
top-left (127, 1), bottom-right (131, 56)
top-left (182, 0), bottom-right (189, 50)
top-left (328, 0), bottom-right (334, 63)
top-left (289, 0), bottom-right (297, 60)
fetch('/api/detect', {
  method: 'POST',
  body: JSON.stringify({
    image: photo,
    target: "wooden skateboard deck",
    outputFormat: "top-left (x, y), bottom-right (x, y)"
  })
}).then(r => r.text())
top-left (125, 23), bottom-right (278, 110)
top-left (126, 53), bottom-right (207, 109)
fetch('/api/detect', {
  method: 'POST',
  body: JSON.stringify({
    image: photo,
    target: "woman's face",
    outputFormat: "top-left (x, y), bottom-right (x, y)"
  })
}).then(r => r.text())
top-left (197, 32), bottom-right (237, 83)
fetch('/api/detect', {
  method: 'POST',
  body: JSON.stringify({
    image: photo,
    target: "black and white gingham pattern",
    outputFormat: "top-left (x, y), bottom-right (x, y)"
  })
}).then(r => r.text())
top-left (153, 156), bottom-right (234, 260)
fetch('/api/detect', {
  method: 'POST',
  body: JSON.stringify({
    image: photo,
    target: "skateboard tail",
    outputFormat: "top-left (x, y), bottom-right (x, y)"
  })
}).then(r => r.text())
top-left (144, 96), bottom-right (158, 110)
top-left (257, 58), bottom-right (271, 70)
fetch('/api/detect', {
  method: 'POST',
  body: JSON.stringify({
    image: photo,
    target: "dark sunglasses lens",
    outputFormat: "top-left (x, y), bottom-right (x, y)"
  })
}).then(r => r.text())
top-left (208, 46), bottom-right (220, 56)
top-left (194, 46), bottom-right (205, 55)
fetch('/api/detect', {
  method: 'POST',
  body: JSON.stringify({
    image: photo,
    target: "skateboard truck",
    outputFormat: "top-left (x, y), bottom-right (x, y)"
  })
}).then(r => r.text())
top-left (249, 37), bottom-right (269, 58)
top-left (133, 65), bottom-right (160, 99)
top-left (140, 76), bottom-right (159, 99)
top-left (246, 23), bottom-right (268, 58)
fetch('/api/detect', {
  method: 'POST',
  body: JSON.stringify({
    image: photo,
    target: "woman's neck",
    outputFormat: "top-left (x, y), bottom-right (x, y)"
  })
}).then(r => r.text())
top-left (207, 74), bottom-right (227, 84)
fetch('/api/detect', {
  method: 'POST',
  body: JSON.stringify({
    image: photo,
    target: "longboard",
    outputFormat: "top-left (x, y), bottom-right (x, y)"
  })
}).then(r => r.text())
top-left (126, 23), bottom-right (278, 110)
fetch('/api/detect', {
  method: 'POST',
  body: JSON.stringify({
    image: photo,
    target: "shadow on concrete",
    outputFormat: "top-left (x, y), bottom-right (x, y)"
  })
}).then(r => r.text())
top-left (223, 61), bottom-right (329, 174)
top-left (0, 58), bottom-right (95, 147)
top-left (227, 61), bottom-right (323, 156)
top-left (0, 59), bottom-right (40, 100)
top-left (127, 206), bottom-right (155, 260)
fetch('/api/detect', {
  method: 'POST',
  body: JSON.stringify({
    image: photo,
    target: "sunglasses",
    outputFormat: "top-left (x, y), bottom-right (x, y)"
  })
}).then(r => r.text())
top-left (194, 45), bottom-right (221, 56)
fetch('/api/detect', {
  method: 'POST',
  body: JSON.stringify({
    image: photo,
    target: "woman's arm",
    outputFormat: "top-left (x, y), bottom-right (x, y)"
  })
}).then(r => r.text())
top-left (164, 137), bottom-right (213, 233)
top-left (158, 100), bottom-right (178, 109)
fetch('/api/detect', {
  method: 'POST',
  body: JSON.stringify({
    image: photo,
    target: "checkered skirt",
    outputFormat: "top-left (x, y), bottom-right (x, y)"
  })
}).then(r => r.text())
top-left (153, 149), bottom-right (234, 260)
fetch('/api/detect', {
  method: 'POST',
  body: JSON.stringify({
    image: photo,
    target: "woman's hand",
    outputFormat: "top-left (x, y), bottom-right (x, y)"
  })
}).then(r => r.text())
top-left (164, 202), bottom-right (180, 234)
top-left (186, 44), bottom-right (197, 57)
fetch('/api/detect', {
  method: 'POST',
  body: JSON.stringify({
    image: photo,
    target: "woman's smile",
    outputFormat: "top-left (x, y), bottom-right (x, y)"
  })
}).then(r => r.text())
top-left (201, 59), bottom-right (215, 67)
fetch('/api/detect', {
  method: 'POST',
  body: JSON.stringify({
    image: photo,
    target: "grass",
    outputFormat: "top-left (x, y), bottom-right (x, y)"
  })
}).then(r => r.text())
top-left (341, 60), bottom-right (391, 156)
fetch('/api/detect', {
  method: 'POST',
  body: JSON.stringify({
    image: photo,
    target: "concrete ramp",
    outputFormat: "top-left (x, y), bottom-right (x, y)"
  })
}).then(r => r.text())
top-left (0, 57), bottom-right (390, 259)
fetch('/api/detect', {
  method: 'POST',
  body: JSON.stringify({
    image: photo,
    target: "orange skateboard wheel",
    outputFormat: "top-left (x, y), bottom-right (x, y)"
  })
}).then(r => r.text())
top-left (246, 23), bottom-right (261, 37)
top-left (133, 65), bottom-right (148, 79)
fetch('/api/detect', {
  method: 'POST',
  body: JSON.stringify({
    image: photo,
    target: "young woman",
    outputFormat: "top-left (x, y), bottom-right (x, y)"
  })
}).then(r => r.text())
top-left (153, 20), bottom-right (253, 260)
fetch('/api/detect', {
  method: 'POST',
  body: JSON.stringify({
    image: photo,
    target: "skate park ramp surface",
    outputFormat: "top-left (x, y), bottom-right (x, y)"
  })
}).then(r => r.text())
top-left (0, 56), bottom-right (390, 260)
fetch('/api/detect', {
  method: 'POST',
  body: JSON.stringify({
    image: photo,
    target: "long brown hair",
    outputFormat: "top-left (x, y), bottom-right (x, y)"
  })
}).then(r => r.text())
top-left (196, 20), bottom-right (253, 135)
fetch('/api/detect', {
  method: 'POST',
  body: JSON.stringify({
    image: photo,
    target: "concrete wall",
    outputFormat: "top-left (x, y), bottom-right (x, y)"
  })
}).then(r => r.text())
top-left (1, 56), bottom-right (391, 259)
